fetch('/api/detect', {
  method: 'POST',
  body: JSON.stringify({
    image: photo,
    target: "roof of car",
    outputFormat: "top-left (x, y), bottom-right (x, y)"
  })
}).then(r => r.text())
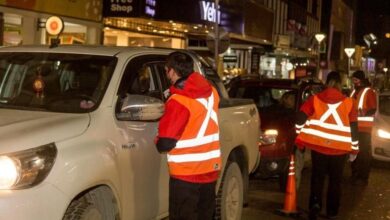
top-left (231, 74), bottom-right (323, 89)
top-left (380, 90), bottom-right (390, 96)
top-left (0, 45), bottom-right (174, 56)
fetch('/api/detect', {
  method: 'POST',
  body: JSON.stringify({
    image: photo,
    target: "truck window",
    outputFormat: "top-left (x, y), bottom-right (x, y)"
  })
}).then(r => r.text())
top-left (115, 55), bottom-right (167, 116)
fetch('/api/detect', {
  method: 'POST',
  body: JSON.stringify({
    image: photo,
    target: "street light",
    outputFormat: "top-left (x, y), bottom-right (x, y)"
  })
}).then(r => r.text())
top-left (344, 47), bottom-right (355, 76)
top-left (315, 33), bottom-right (326, 77)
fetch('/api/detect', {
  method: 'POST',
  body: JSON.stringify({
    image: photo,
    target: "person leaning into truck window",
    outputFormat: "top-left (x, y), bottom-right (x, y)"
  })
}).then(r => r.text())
top-left (294, 71), bottom-right (359, 220)
top-left (155, 51), bottom-right (221, 220)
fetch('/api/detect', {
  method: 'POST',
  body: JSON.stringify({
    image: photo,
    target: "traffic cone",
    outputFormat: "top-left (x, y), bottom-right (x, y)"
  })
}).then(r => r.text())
top-left (276, 154), bottom-right (300, 217)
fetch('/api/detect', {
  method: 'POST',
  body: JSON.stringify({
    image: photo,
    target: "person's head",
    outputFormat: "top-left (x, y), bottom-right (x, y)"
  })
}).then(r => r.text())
top-left (351, 70), bottom-right (366, 88)
top-left (165, 52), bottom-right (194, 85)
top-left (326, 71), bottom-right (342, 90)
top-left (280, 91), bottom-right (296, 109)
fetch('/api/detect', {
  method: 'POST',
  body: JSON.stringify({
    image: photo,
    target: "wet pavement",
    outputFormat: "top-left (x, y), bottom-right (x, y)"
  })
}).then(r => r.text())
top-left (242, 159), bottom-right (390, 220)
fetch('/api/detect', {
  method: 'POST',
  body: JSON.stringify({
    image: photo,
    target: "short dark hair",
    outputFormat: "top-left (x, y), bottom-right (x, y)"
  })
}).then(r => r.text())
top-left (352, 70), bottom-right (366, 81)
top-left (166, 51), bottom-right (194, 78)
top-left (326, 71), bottom-right (342, 90)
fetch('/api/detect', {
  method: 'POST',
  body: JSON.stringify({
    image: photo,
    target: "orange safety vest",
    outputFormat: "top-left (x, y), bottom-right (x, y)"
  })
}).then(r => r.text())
top-left (296, 95), bottom-right (358, 152)
top-left (167, 87), bottom-right (221, 176)
top-left (350, 88), bottom-right (374, 133)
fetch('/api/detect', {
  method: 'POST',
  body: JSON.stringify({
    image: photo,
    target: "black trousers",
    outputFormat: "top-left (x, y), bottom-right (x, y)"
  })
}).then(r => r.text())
top-left (351, 132), bottom-right (372, 181)
top-left (309, 151), bottom-right (347, 216)
top-left (169, 177), bottom-right (216, 220)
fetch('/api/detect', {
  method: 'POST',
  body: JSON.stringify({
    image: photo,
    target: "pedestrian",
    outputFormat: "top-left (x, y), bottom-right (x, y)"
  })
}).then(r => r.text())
top-left (349, 70), bottom-right (377, 186)
top-left (294, 71), bottom-right (359, 220)
top-left (155, 51), bottom-right (221, 220)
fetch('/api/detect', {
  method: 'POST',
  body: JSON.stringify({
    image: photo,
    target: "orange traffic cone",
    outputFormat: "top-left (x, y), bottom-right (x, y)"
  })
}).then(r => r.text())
top-left (276, 154), bottom-right (300, 217)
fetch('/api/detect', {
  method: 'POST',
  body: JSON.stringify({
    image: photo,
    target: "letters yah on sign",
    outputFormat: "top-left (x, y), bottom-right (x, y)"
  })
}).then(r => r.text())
top-left (200, 1), bottom-right (221, 23)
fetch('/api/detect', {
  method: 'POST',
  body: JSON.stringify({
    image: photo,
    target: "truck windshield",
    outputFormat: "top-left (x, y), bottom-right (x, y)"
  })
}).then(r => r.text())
top-left (0, 52), bottom-right (116, 113)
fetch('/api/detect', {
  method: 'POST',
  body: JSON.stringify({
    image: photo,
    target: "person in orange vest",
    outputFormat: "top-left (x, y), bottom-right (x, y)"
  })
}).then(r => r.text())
top-left (295, 71), bottom-right (359, 220)
top-left (349, 70), bottom-right (377, 186)
top-left (155, 51), bottom-right (221, 220)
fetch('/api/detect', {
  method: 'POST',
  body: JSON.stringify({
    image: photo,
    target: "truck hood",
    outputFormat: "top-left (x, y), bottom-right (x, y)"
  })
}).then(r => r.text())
top-left (0, 109), bottom-right (90, 154)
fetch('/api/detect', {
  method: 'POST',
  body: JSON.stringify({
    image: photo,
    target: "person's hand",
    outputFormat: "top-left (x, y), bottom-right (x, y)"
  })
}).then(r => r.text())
top-left (80, 100), bottom-right (95, 109)
top-left (349, 154), bottom-right (357, 162)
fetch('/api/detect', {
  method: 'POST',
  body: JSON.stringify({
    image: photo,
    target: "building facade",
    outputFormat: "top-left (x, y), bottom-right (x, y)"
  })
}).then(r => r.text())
top-left (0, 0), bottom-right (103, 46)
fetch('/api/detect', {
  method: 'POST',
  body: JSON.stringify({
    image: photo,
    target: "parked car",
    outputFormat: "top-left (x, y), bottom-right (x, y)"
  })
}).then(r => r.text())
top-left (371, 91), bottom-right (390, 162)
top-left (228, 75), bottom-right (324, 189)
top-left (0, 45), bottom-right (260, 220)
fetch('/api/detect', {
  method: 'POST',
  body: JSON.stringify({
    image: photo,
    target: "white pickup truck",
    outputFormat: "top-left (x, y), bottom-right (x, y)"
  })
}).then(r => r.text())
top-left (0, 45), bottom-right (260, 220)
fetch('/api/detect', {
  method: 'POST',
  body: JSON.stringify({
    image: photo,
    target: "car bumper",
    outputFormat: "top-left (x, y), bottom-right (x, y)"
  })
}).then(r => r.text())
top-left (372, 136), bottom-right (390, 162)
top-left (0, 182), bottom-right (69, 220)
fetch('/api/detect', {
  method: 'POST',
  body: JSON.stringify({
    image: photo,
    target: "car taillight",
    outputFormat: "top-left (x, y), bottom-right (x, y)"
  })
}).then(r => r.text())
top-left (259, 129), bottom-right (278, 146)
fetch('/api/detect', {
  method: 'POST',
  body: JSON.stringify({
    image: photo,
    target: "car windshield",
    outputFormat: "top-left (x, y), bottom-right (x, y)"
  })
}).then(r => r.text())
top-left (379, 94), bottom-right (390, 116)
top-left (0, 52), bottom-right (116, 113)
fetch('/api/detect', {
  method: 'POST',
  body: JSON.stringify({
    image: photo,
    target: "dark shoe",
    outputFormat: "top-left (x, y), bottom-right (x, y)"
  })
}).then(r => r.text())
top-left (309, 204), bottom-right (321, 220)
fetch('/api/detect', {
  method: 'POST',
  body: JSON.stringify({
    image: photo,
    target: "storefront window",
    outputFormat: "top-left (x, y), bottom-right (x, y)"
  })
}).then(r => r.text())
top-left (46, 22), bottom-right (87, 45)
top-left (3, 13), bottom-right (23, 46)
top-left (260, 55), bottom-right (276, 78)
top-left (103, 28), bottom-right (184, 49)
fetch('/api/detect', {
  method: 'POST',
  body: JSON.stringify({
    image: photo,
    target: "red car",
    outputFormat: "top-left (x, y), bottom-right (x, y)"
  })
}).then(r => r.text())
top-left (228, 75), bottom-right (324, 190)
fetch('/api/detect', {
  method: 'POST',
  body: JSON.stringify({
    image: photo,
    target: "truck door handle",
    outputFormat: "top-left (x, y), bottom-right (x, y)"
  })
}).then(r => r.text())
top-left (122, 143), bottom-right (137, 149)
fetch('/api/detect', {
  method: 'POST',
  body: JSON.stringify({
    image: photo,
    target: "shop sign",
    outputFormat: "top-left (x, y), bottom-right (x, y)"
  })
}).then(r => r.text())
top-left (223, 55), bottom-right (237, 63)
top-left (295, 67), bottom-right (307, 78)
top-left (276, 35), bottom-right (290, 48)
top-left (151, 0), bottom-right (243, 35)
top-left (103, 0), bottom-right (139, 17)
top-left (144, 0), bottom-right (156, 17)
top-left (200, 1), bottom-right (221, 24)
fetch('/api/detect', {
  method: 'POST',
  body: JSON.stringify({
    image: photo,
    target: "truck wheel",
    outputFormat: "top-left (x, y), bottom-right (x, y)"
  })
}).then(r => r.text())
top-left (63, 186), bottom-right (119, 220)
top-left (216, 161), bottom-right (243, 220)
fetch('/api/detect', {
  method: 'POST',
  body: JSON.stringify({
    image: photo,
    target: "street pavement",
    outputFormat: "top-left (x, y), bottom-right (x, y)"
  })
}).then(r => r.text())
top-left (242, 159), bottom-right (390, 220)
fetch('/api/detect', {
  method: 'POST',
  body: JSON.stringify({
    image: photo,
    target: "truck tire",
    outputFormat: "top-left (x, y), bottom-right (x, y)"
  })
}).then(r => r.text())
top-left (215, 161), bottom-right (244, 220)
top-left (63, 186), bottom-right (119, 220)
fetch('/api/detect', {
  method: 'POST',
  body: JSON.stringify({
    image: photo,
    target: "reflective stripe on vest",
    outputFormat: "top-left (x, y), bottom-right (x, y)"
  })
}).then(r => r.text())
top-left (167, 87), bottom-right (221, 176)
top-left (351, 88), bottom-right (374, 132)
top-left (296, 95), bottom-right (356, 152)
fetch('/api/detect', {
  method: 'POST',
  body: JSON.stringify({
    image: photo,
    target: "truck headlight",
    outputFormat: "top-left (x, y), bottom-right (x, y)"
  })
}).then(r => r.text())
top-left (377, 128), bottom-right (390, 139)
top-left (0, 143), bottom-right (57, 190)
top-left (259, 129), bottom-right (278, 146)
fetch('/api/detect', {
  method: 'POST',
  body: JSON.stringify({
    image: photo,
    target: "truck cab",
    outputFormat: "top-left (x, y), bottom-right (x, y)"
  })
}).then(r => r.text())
top-left (0, 45), bottom-right (260, 220)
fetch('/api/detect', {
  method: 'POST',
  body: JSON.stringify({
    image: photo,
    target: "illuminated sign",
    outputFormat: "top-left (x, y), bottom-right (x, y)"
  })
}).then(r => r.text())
top-left (200, 1), bottom-right (221, 23)
top-left (103, 0), bottom-right (139, 17)
top-left (145, 0), bottom-right (156, 17)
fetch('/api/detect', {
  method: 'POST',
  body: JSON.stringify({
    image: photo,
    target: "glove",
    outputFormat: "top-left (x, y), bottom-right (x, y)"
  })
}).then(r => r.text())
top-left (349, 154), bottom-right (357, 162)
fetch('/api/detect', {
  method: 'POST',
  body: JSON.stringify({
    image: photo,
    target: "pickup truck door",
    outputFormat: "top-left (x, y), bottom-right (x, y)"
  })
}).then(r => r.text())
top-left (114, 55), bottom-right (169, 219)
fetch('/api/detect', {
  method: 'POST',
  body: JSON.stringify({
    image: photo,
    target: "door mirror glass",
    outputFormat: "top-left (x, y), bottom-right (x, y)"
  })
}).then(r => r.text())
top-left (117, 94), bottom-right (164, 121)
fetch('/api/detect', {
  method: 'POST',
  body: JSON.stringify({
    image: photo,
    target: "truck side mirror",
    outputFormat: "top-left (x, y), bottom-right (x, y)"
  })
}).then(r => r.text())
top-left (117, 94), bottom-right (164, 121)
